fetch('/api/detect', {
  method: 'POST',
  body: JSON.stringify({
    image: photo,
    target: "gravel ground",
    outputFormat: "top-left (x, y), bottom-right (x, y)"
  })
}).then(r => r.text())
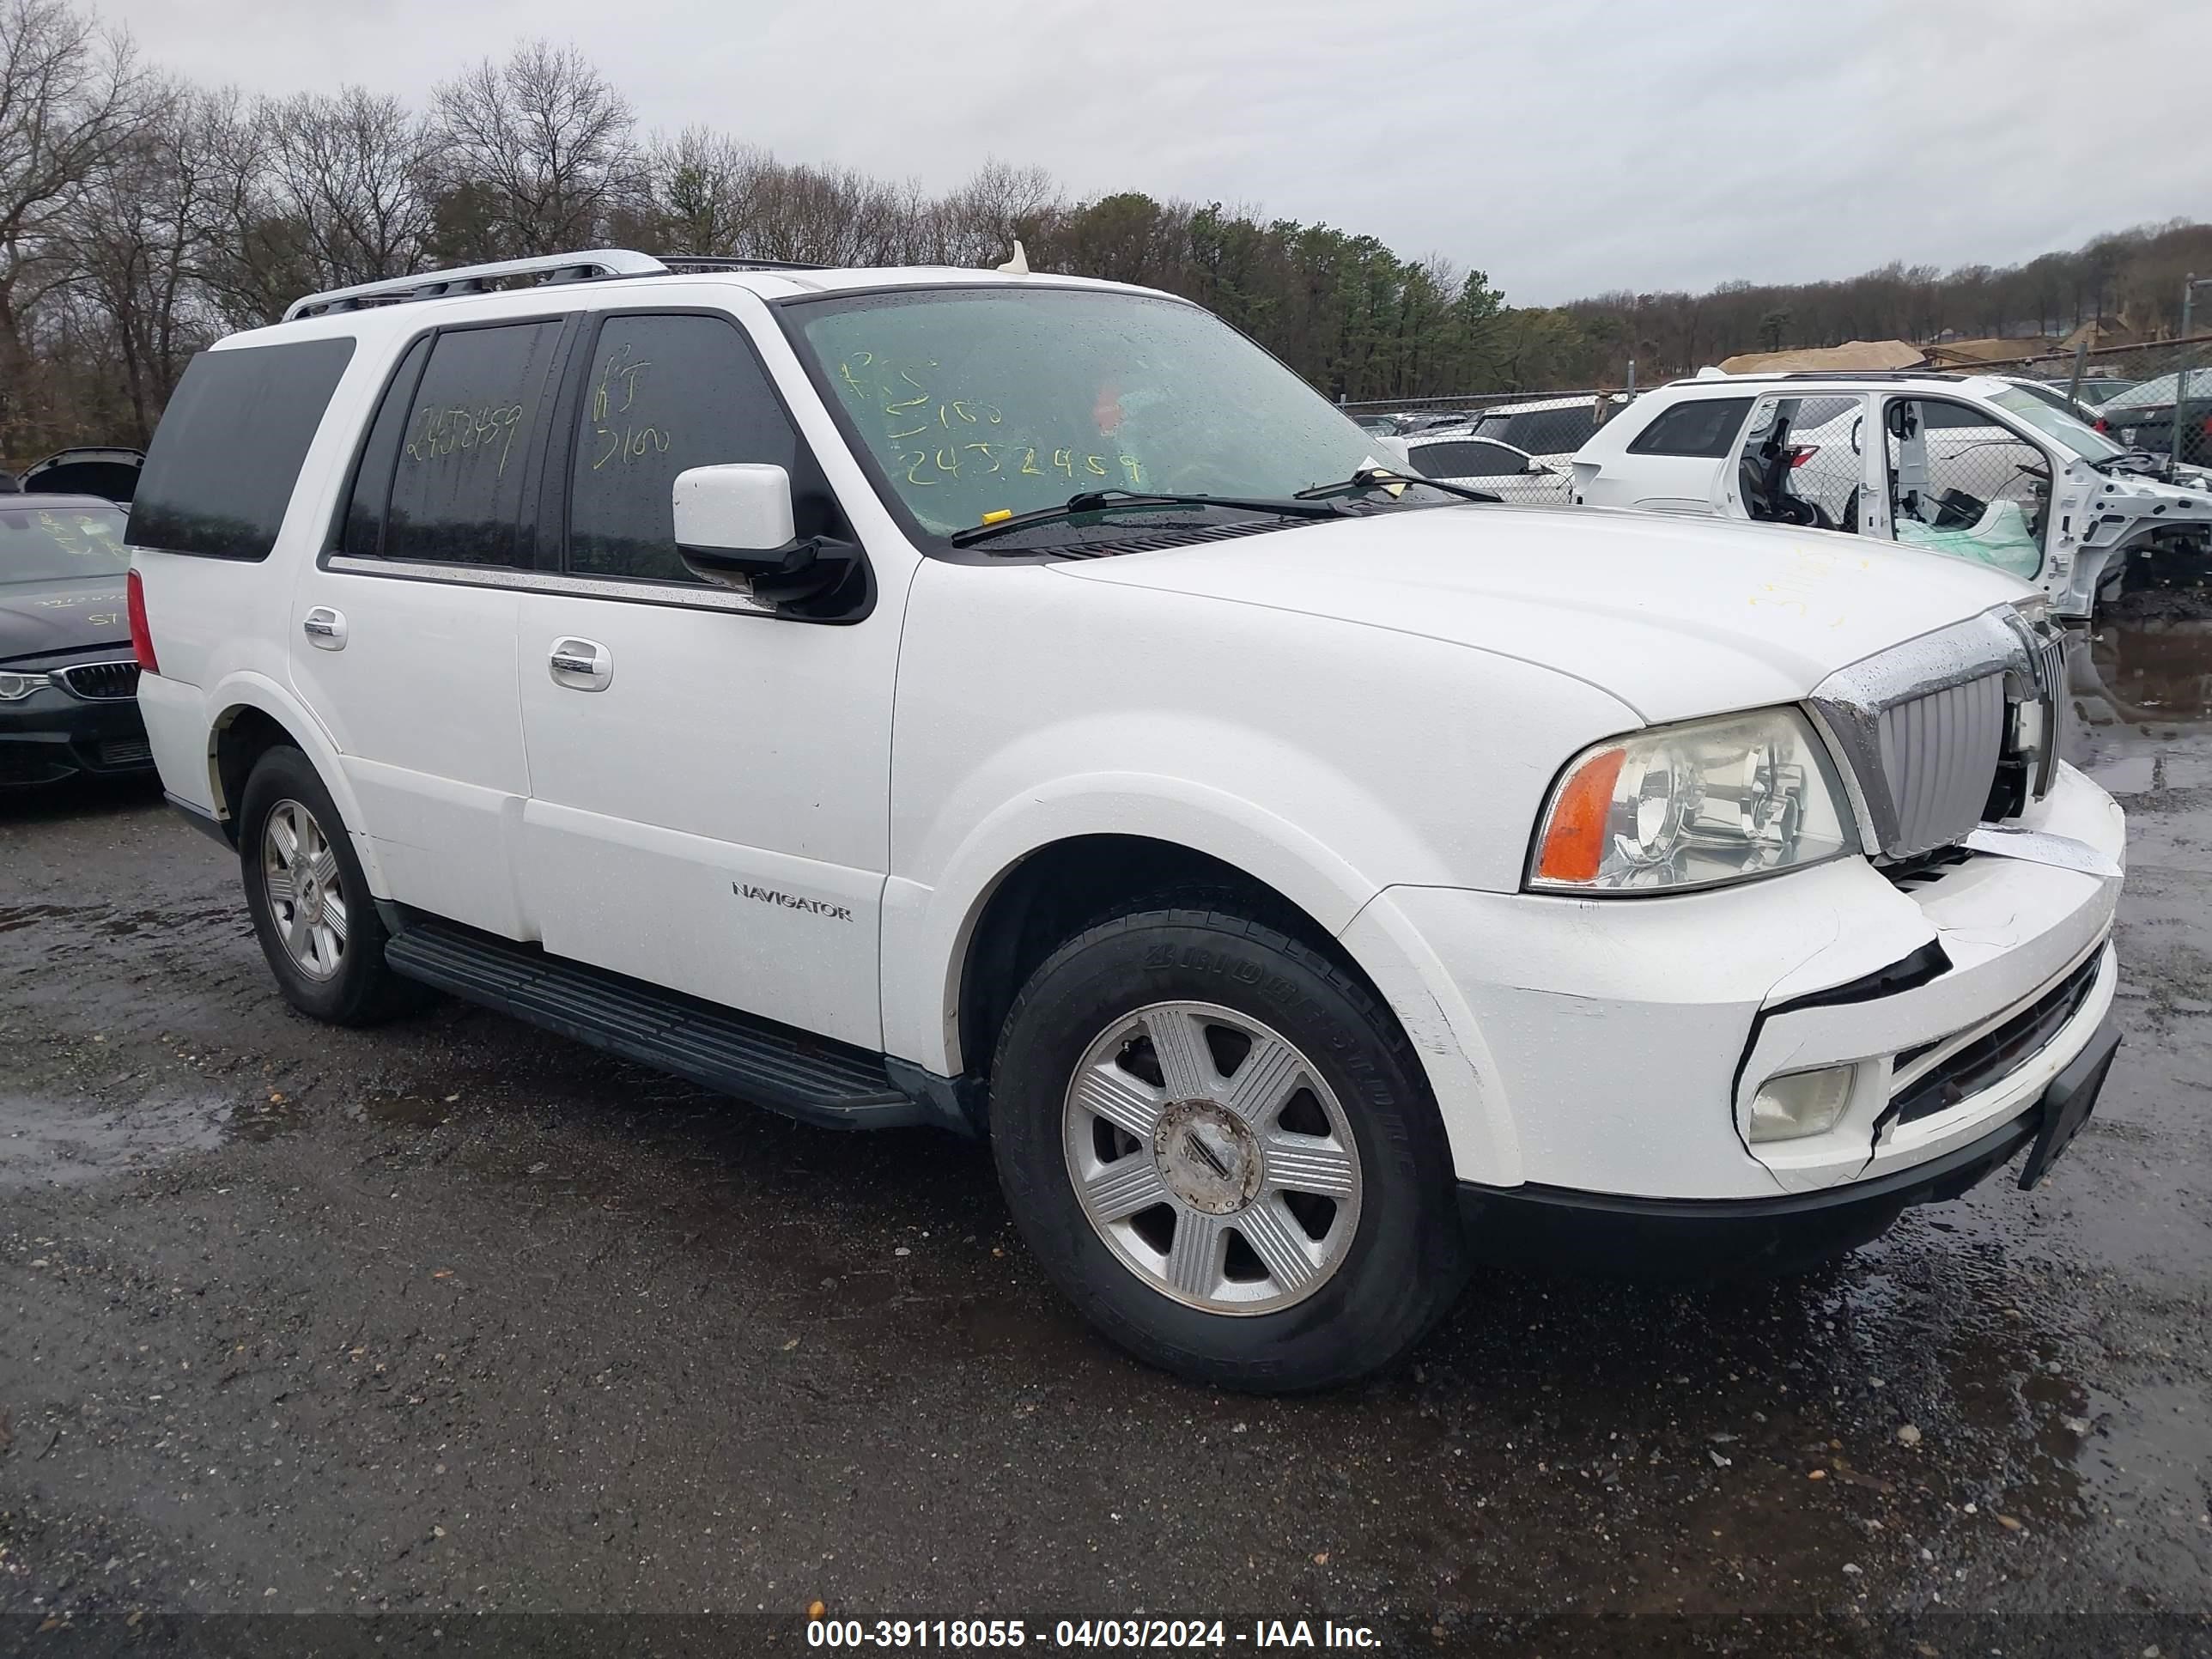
top-left (3, 621), bottom-right (2209, 1657)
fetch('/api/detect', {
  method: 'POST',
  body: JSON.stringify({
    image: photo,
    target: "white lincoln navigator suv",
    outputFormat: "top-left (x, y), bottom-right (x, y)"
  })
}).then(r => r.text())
top-left (127, 250), bottom-right (2126, 1390)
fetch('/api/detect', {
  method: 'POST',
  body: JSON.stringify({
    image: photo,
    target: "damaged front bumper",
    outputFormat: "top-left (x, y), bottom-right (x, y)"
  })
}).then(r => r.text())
top-left (1362, 760), bottom-right (2125, 1216)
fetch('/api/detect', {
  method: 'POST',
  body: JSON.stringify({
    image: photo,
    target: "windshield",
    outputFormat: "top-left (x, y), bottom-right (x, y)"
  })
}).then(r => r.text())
top-left (790, 288), bottom-right (1397, 541)
top-left (0, 502), bottom-right (129, 584)
top-left (1987, 387), bottom-right (2123, 461)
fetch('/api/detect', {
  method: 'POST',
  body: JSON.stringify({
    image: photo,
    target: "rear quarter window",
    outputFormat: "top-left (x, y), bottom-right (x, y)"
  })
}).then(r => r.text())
top-left (131, 337), bottom-right (356, 561)
top-left (1625, 397), bottom-right (1753, 459)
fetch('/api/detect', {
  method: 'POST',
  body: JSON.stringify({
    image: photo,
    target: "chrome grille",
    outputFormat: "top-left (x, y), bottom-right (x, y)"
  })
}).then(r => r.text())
top-left (2027, 628), bottom-right (2069, 798)
top-left (54, 659), bottom-right (139, 702)
top-left (1876, 672), bottom-right (2007, 858)
top-left (1808, 606), bottom-right (2038, 862)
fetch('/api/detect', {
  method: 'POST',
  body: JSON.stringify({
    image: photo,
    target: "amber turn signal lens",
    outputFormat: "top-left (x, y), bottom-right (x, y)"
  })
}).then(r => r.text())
top-left (1534, 745), bottom-right (1626, 884)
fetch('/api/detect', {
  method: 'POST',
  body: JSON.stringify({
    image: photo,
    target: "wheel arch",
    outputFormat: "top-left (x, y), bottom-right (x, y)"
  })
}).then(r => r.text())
top-left (950, 834), bottom-right (1371, 1095)
top-left (203, 672), bottom-right (389, 893)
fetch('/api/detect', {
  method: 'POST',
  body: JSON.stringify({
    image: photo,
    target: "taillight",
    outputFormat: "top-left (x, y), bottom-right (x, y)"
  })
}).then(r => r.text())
top-left (2094, 417), bottom-right (2109, 434)
top-left (1789, 445), bottom-right (1820, 468)
top-left (126, 568), bottom-right (159, 675)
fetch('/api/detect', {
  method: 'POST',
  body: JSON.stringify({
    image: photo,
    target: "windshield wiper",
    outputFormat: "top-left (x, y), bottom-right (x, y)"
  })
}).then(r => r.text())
top-left (946, 489), bottom-right (1346, 548)
top-left (1293, 466), bottom-right (1501, 505)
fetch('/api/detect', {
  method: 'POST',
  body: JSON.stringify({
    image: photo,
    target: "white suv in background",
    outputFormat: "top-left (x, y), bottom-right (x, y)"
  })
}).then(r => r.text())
top-left (129, 250), bottom-right (2124, 1390)
top-left (1571, 370), bottom-right (2212, 618)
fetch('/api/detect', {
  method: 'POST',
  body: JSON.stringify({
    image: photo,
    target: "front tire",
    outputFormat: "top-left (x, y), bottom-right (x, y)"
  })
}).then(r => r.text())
top-left (990, 900), bottom-right (1469, 1391)
top-left (237, 746), bottom-right (422, 1026)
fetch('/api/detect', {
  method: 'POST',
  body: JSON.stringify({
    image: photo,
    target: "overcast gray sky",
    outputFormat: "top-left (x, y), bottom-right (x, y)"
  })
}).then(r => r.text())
top-left (106, 0), bottom-right (2209, 305)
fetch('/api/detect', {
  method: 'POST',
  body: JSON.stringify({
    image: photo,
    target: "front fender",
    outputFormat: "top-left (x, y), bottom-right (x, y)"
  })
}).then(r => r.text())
top-left (878, 769), bottom-right (1523, 1186)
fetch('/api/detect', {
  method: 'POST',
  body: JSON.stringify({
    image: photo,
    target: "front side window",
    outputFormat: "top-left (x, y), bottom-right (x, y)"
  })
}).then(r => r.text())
top-left (565, 313), bottom-right (809, 583)
top-left (0, 503), bottom-right (128, 584)
top-left (788, 287), bottom-right (1393, 543)
top-left (381, 321), bottom-right (565, 567)
top-left (1626, 397), bottom-right (1753, 459)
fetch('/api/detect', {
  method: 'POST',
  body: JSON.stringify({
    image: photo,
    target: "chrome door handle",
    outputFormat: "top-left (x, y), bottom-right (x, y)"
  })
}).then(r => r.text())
top-left (301, 606), bottom-right (347, 649)
top-left (548, 637), bottom-right (613, 691)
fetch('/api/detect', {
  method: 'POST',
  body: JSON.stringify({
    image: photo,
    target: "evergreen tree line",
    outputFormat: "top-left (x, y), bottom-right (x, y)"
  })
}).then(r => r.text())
top-left (2, 0), bottom-right (2204, 461)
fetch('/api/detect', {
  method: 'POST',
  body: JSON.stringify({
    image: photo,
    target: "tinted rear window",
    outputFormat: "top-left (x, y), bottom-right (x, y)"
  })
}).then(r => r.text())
top-left (1625, 397), bottom-right (1753, 459)
top-left (131, 337), bottom-right (356, 560)
top-left (1410, 440), bottom-right (1527, 477)
top-left (1475, 406), bottom-right (1600, 455)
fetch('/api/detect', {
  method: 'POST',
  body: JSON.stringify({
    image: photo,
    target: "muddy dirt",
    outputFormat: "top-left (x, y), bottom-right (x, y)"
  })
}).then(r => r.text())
top-left (3, 623), bottom-right (2210, 1655)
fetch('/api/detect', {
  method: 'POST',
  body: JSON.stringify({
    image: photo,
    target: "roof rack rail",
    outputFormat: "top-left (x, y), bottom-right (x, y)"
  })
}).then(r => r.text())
top-left (1776, 369), bottom-right (1965, 382)
top-left (657, 253), bottom-right (830, 273)
top-left (284, 250), bottom-right (671, 323)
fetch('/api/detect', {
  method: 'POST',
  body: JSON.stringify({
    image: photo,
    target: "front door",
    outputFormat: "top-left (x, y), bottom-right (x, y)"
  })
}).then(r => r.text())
top-left (513, 307), bottom-right (899, 1049)
top-left (1878, 395), bottom-right (2050, 581)
top-left (290, 318), bottom-right (570, 938)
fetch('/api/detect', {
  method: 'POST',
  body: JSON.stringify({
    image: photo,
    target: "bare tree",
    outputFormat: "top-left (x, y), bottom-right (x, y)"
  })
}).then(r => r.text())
top-left (931, 158), bottom-right (1059, 266)
top-left (263, 85), bottom-right (430, 288)
top-left (186, 84), bottom-right (313, 329)
top-left (0, 0), bottom-right (140, 450)
top-left (60, 75), bottom-right (216, 441)
top-left (428, 40), bottom-right (637, 258)
top-left (644, 125), bottom-right (761, 256)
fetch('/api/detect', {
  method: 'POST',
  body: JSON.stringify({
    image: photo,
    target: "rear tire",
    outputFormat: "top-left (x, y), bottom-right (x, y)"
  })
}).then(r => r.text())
top-left (237, 746), bottom-right (423, 1026)
top-left (990, 899), bottom-right (1469, 1391)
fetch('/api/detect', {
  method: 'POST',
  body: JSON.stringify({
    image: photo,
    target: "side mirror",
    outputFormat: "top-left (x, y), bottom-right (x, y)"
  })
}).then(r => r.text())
top-left (673, 464), bottom-right (856, 605)
top-left (1371, 435), bottom-right (1413, 468)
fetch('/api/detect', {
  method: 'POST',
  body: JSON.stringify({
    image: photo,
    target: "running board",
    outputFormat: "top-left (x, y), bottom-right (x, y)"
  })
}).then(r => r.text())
top-left (383, 917), bottom-right (933, 1131)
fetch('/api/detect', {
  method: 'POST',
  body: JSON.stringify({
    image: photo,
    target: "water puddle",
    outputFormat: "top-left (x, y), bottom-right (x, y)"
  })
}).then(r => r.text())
top-left (361, 1092), bottom-right (453, 1131)
top-left (2075, 619), bottom-right (2212, 729)
top-left (0, 1091), bottom-right (234, 1188)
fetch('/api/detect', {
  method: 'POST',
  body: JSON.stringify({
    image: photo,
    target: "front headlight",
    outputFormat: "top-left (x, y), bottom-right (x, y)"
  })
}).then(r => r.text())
top-left (1528, 707), bottom-right (1856, 894)
top-left (0, 671), bottom-right (53, 702)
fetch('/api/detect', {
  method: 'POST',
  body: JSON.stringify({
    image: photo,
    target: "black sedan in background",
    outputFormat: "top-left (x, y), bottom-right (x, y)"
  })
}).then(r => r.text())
top-left (0, 494), bottom-right (151, 787)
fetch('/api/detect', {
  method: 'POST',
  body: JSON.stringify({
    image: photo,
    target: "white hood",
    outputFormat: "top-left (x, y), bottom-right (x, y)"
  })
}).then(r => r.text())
top-left (1058, 504), bottom-right (2036, 724)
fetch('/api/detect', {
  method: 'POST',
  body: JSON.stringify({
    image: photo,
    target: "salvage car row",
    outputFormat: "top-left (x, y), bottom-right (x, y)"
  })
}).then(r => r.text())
top-left (1390, 372), bottom-right (2211, 621)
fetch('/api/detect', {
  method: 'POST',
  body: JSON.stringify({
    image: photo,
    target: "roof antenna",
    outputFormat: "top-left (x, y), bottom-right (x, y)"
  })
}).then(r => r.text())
top-left (994, 239), bottom-right (1030, 276)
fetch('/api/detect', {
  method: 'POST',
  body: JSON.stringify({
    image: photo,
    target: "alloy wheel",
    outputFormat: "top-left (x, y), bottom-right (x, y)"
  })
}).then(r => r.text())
top-left (1062, 1000), bottom-right (1363, 1315)
top-left (261, 797), bottom-right (348, 981)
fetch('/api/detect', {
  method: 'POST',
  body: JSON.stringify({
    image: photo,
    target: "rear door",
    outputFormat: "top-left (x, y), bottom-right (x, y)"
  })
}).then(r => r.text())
top-left (1714, 393), bottom-right (1869, 530)
top-left (290, 317), bottom-right (570, 937)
